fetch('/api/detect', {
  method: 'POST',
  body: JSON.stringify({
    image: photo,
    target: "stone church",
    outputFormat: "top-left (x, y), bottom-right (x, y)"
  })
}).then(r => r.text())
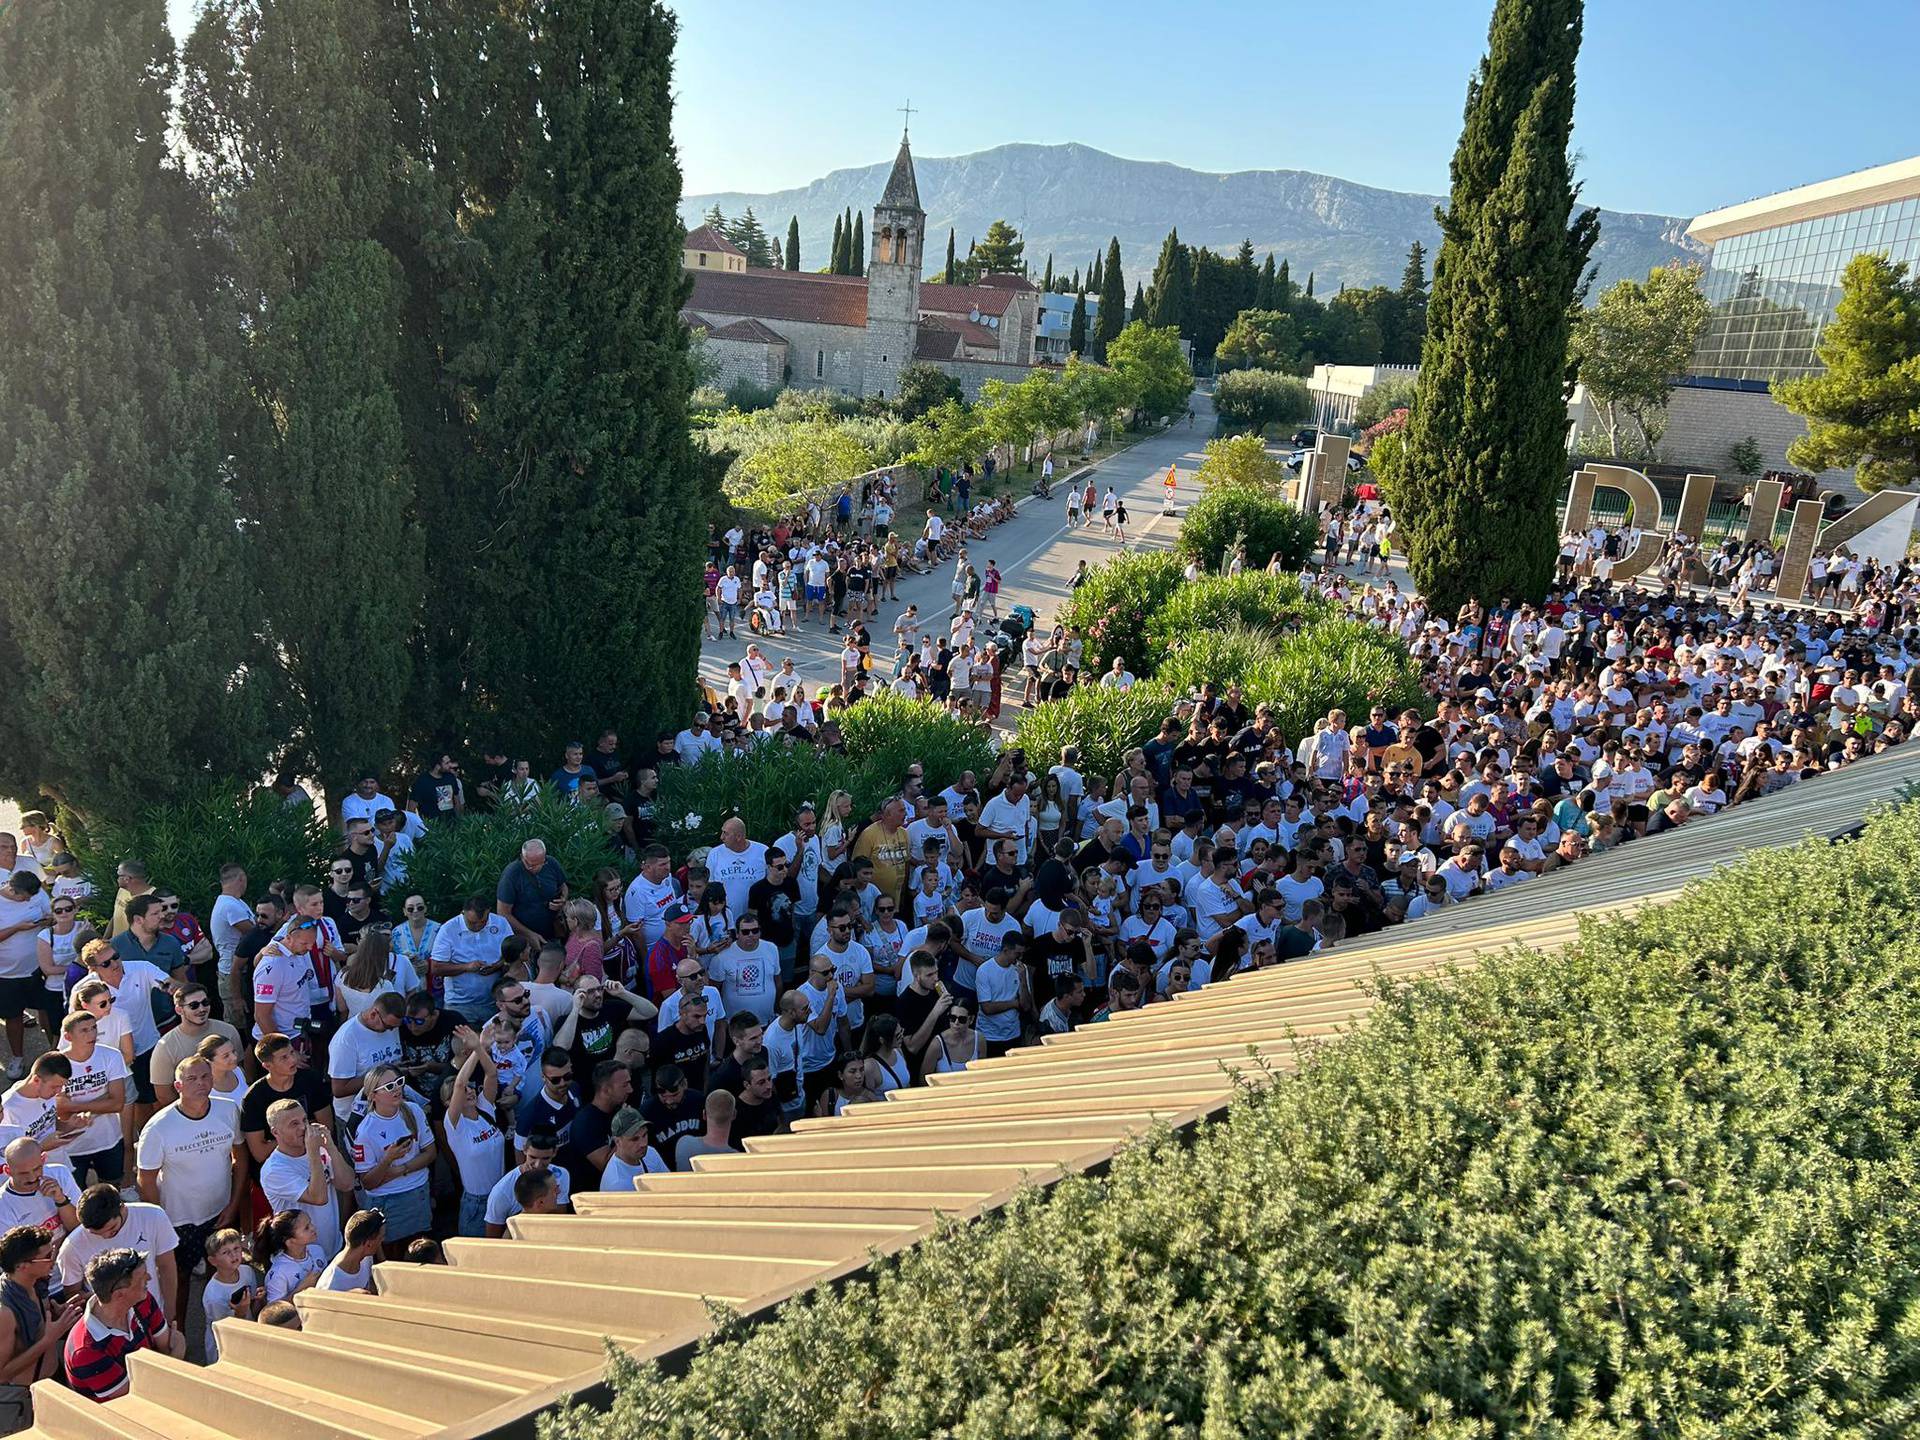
top-left (682, 134), bottom-right (1040, 401)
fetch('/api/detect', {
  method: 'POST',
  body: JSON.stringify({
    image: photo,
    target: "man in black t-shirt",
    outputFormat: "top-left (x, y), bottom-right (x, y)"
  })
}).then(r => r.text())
top-left (1024, 907), bottom-right (1095, 1004)
top-left (640, 1065), bottom-right (704, 1168)
top-left (731, 1057), bottom-right (786, 1143)
top-left (408, 756), bottom-right (464, 824)
top-left (650, 994), bottom-right (713, 1094)
top-left (562, 1060), bottom-right (632, 1188)
top-left (398, 990), bottom-right (459, 1099)
top-left (238, 1034), bottom-right (334, 1163)
top-left (745, 855), bottom-right (801, 968)
top-left (554, 978), bottom-right (652, 1080)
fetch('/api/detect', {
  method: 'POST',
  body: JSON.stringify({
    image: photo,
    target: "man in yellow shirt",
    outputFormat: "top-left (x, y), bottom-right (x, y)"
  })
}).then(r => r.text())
top-left (851, 797), bottom-right (912, 906)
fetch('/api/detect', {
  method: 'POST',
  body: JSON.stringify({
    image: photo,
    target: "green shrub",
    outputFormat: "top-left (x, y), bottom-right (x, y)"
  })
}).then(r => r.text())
top-left (546, 800), bottom-right (1920, 1440)
top-left (1012, 683), bottom-right (1176, 788)
top-left (1157, 618), bottom-right (1423, 744)
top-left (1052, 551), bottom-right (1184, 678)
top-left (1178, 484), bottom-right (1319, 572)
top-left (1213, 367), bottom-right (1312, 430)
top-left (405, 795), bottom-right (618, 917)
top-left (61, 781), bottom-right (330, 924)
top-left (1144, 570), bottom-right (1327, 651)
top-left (833, 693), bottom-right (995, 797)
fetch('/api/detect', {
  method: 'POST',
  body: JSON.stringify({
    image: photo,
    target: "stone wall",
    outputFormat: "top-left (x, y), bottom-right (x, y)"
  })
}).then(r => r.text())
top-left (1657, 384), bottom-right (1860, 498)
top-left (936, 356), bottom-right (1039, 402)
top-left (704, 335), bottom-right (786, 391)
top-left (695, 312), bottom-right (865, 394)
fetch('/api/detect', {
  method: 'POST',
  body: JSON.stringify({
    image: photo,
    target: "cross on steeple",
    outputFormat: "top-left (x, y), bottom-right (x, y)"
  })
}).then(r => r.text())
top-left (898, 100), bottom-right (915, 141)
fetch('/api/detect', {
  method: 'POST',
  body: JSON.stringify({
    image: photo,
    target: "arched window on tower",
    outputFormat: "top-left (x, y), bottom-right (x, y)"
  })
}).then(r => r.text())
top-left (878, 225), bottom-right (892, 266)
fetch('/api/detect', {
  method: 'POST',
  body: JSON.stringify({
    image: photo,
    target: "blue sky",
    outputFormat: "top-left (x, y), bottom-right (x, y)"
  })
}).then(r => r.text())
top-left (164, 0), bottom-right (1917, 219)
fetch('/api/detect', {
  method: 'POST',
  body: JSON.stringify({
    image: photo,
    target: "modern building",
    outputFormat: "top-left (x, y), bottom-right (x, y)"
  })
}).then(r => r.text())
top-left (1034, 291), bottom-right (1102, 364)
top-left (1583, 154), bottom-right (1920, 495)
top-left (1304, 363), bottom-right (1418, 432)
top-left (680, 132), bottom-right (1040, 401)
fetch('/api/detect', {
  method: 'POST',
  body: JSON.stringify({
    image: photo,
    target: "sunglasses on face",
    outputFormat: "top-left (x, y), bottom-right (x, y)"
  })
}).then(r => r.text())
top-left (373, 1078), bottom-right (403, 1094)
top-left (949, 1013), bottom-right (972, 1025)
top-left (181, 999), bottom-right (210, 1011)
top-left (51, 905), bottom-right (75, 916)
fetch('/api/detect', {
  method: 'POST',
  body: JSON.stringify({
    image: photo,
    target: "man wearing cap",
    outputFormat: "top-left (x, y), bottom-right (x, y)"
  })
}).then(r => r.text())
top-left (644, 903), bottom-right (696, 1003)
top-left (597, 1106), bottom-right (666, 1191)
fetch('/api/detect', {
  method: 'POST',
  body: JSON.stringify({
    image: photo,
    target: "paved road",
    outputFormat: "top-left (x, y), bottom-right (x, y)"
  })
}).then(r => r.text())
top-left (699, 390), bottom-right (1215, 704)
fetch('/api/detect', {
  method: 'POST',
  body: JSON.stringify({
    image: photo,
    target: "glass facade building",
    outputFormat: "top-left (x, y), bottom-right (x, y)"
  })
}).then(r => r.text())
top-left (1690, 194), bottom-right (1920, 383)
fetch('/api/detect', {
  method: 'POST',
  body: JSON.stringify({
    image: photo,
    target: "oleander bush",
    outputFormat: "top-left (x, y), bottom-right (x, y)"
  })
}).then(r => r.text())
top-left (833, 692), bottom-right (996, 798)
top-left (1178, 483), bottom-right (1319, 572)
top-left (405, 794), bottom-right (618, 917)
top-left (1143, 569), bottom-right (1328, 652)
top-left (1012, 683), bottom-right (1177, 789)
top-left (62, 781), bottom-right (330, 923)
top-left (546, 800), bottom-right (1920, 1440)
top-left (1052, 550), bottom-right (1184, 678)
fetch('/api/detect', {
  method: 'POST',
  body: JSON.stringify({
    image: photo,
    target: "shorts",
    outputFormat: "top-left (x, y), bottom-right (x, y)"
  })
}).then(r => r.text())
top-left (806, 584), bottom-right (826, 603)
top-left (0, 975), bottom-right (44, 1020)
top-left (70, 1145), bottom-right (125, 1188)
top-left (366, 1181), bottom-right (432, 1241)
top-left (720, 602), bottom-right (739, 621)
top-left (130, 1050), bottom-right (158, 1106)
top-left (174, 1218), bottom-right (217, 1278)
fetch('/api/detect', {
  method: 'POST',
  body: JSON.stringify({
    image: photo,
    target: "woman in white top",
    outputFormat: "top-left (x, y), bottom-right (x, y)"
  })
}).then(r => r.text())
top-left (194, 1034), bottom-right (246, 1106)
top-left (925, 1004), bottom-right (980, 1075)
top-left (821, 790), bottom-right (855, 867)
top-left (860, 1016), bottom-right (910, 1101)
top-left (690, 886), bottom-right (734, 961)
top-left (69, 978), bottom-right (134, 1069)
top-left (334, 927), bottom-right (421, 1018)
top-left (439, 1037), bottom-right (506, 1238)
top-left (348, 1064), bottom-right (436, 1248)
top-left (36, 901), bottom-right (83, 1013)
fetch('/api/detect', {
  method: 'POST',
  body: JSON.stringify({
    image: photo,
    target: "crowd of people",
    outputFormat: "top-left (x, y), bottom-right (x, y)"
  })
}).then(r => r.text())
top-left (1, 446), bottom-right (1915, 1421)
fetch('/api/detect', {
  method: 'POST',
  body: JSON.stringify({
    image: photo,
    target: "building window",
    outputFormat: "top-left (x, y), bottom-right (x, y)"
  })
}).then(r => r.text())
top-left (815, 349), bottom-right (825, 380)
top-left (698, 253), bottom-right (706, 267)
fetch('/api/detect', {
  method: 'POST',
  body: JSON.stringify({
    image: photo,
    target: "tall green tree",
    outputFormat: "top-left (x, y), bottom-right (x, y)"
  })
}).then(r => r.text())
top-left (1089, 250), bottom-right (1103, 294)
top-left (786, 214), bottom-right (800, 270)
top-left (183, 0), bottom-right (420, 810)
top-left (1276, 258), bottom-right (1293, 311)
top-left (725, 205), bottom-right (771, 266)
top-left (1569, 262), bottom-right (1709, 459)
top-left (1094, 237), bottom-right (1126, 362)
top-left (1148, 228), bottom-right (1195, 335)
top-left (462, 0), bottom-right (705, 757)
top-left (1233, 238), bottom-right (1258, 311)
top-left (1107, 321), bottom-right (1195, 421)
top-left (942, 227), bottom-right (957, 284)
top-left (1386, 240), bottom-right (1429, 362)
top-left (1399, 0), bottom-right (1599, 613)
top-left (1042, 253), bottom-right (1054, 290)
top-left (1305, 270), bottom-right (1314, 299)
top-left (850, 210), bottom-right (864, 276)
top-left (1774, 253), bottom-right (1920, 493)
top-left (1068, 288), bottom-right (1089, 356)
top-left (0, 0), bottom-right (275, 816)
top-left (1256, 252), bottom-right (1277, 309)
top-left (702, 202), bottom-right (725, 230)
top-left (971, 219), bottom-right (1025, 277)
top-left (829, 212), bottom-right (844, 273)
top-left (1133, 281), bottom-right (1147, 320)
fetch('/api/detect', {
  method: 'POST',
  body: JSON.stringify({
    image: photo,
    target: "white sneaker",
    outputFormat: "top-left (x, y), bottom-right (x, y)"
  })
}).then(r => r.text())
top-left (5, 1058), bottom-right (22, 1081)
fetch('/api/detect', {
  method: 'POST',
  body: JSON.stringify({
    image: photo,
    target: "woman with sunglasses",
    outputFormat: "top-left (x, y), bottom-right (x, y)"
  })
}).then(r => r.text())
top-left (924, 1002), bottom-right (979, 1075)
top-left (35, 898), bottom-right (82, 1028)
top-left (390, 895), bottom-right (439, 999)
top-left (69, 979), bottom-right (135, 1072)
top-left (345, 1063), bottom-right (435, 1255)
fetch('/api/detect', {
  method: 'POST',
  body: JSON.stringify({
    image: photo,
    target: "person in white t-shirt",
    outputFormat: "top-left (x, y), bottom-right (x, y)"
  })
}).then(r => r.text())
top-left (134, 1057), bottom-right (243, 1321)
top-left (325, 995), bottom-right (406, 1108)
top-left (55, 1012), bottom-right (128, 1189)
top-left (0, 1137), bottom-right (80, 1245)
top-left (207, 864), bottom-right (255, 1015)
top-left (439, 1035), bottom-right (507, 1238)
top-left (706, 821), bottom-right (769, 917)
top-left (598, 1106), bottom-right (669, 1191)
top-left (316, 1208), bottom-right (385, 1293)
top-left (620, 846), bottom-right (681, 948)
top-left (483, 1131), bottom-right (572, 1237)
top-left (198, 1227), bottom-right (258, 1363)
top-left (57, 1185), bottom-right (178, 1316)
top-left (346, 1065), bottom-right (436, 1248)
top-left (250, 922), bottom-right (321, 1040)
top-left (257, 1099), bottom-right (354, 1260)
top-left (707, 922), bottom-right (781, 1027)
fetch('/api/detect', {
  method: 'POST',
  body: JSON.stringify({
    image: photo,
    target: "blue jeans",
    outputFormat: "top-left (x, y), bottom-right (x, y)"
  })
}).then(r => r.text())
top-left (459, 1191), bottom-right (489, 1237)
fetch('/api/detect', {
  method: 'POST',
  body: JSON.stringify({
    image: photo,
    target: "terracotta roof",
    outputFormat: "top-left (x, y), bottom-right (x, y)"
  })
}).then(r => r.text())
top-left (705, 317), bottom-right (788, 345)
top-left (914, 329), bottom-right (962, 361)
top-left (919, 281), bottom-right (1024, 318)
top-left (684, 224), bottom-right (745, 256)
top-left (920, 311), bottom-right (997, 348)
top-left (687, 268), bottom-right (868, 329)
top-left (977, 272), bottom-right (1038, 291)
top-left (879, 136), bottom-right (922, 212)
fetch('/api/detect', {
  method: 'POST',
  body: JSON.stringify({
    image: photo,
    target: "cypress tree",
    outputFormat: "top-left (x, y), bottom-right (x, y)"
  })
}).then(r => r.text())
top-left (464, 0), bottom-right (706, 758)
top-left (830, 212), bottom-right (844, 273)
top-left (842, 207), bottom-right (855, 274)
top-left (1276, 258), bottom-right (1293, 311)
top-left (1071, 267), bottom-right (1081, 292)
top-left (1399, 0), bottom-right (1598, 613)
top-left (851, 210), bottom-right (863, 276)
top-left (943, 227), bottom-right (957, 284)
top-left (1069, 288), bottom-right (1089, 356)
top-left (1257, 252), bottom-right (1277, 309)
top-left (1043, 253), bottom-right (1054, 291)
top-left (181, 0), bottom-right (419, 811)
top-left (1094, 236), bottom-right (1126, 362)
top-left (0, 0), bottom-right (274, 816)
top-left (1132, 282), bottom-right (1146, 318)
top-left (1089, 252), bottom-right (1103, 292)
top-left (1389, 240), bottom-right (1429, 362)
top-left (1305, 270), bottom-right (1315, 298)
top-left (787, 214), bottom-right (800, 270)
top-left (1148, 228), bottom-right (1194, 334)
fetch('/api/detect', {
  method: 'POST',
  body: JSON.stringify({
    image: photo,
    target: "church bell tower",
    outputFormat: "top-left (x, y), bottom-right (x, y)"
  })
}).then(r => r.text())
top-left (864, 121), bottom-right (924, 400)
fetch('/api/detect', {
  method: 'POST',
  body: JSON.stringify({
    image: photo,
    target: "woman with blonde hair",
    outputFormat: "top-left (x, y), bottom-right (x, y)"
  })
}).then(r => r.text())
top-left (346, 1063), bottom-right (435, 1253)
top-left (821, 790), bottom-right (855, 866)
top-left (69, 975), bottom-right (135, 1070)
top-left (563, 898), bottom-right (606, 981)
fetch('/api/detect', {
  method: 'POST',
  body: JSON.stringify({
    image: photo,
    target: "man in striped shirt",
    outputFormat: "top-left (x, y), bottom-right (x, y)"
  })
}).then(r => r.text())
top-left (61, 1248), bottom-right (183, 1401)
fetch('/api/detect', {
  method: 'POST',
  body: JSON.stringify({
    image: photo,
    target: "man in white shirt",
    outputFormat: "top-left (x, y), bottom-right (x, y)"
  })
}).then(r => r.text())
top-left (978, 776), bottom-right (1034, 867)
top-left (206, 864), bottom-right (254, 1017)
top-left (1100, 659), bottom-right (1136, 691)
top-left (673, 713), bottom-right (724, 765)
top-left (706, 819), bottom-right (769, 917)
top-left (57, 1185), bottom-right (178, 1317)
top-left (973, 933), bottom-right (1029, 1058)
top-left (428, 898), bottom-right (514, 1024)
top-left (325, 995), bottom-right (406, 1107)
top-left (135, 1057), bottom-right (244, 1322)
top-left (258, 1100), bottom-right (354, 1258)
top-left (339, 772), bottom-right (399, 830)
top-left (250, 920), bottom-right (321, 1040)
top-left (0, 871), bottom-right (52, 1080)
top-left (708, 918), bottom-right (781, 1027)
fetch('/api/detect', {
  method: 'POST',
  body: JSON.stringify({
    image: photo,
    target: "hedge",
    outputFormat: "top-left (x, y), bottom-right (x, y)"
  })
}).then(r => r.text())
top-left (1178, 484), bottom-right (1318, 572)
top-left (1157, 619), bottom-right (1424, 741)
top-left (406, 794), bottom-right (619, 916)
top-left (1143, 570), bottom-right (1327, 652)
top-left (62, 781), bottom-right (330, 925)
top-left (1051, 550), bottom-right (1184, 679)
top-left (658, 697), bottom-right (993, 850)
top-left (1011, 683), bottom-right (1176, 791)
top-left (545, 800), bottom-right (1920, 1440)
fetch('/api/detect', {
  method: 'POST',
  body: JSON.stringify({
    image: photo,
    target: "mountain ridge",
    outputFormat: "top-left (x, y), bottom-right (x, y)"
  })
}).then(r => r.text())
top-left (683, 141), bottom-right (1703, 297)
